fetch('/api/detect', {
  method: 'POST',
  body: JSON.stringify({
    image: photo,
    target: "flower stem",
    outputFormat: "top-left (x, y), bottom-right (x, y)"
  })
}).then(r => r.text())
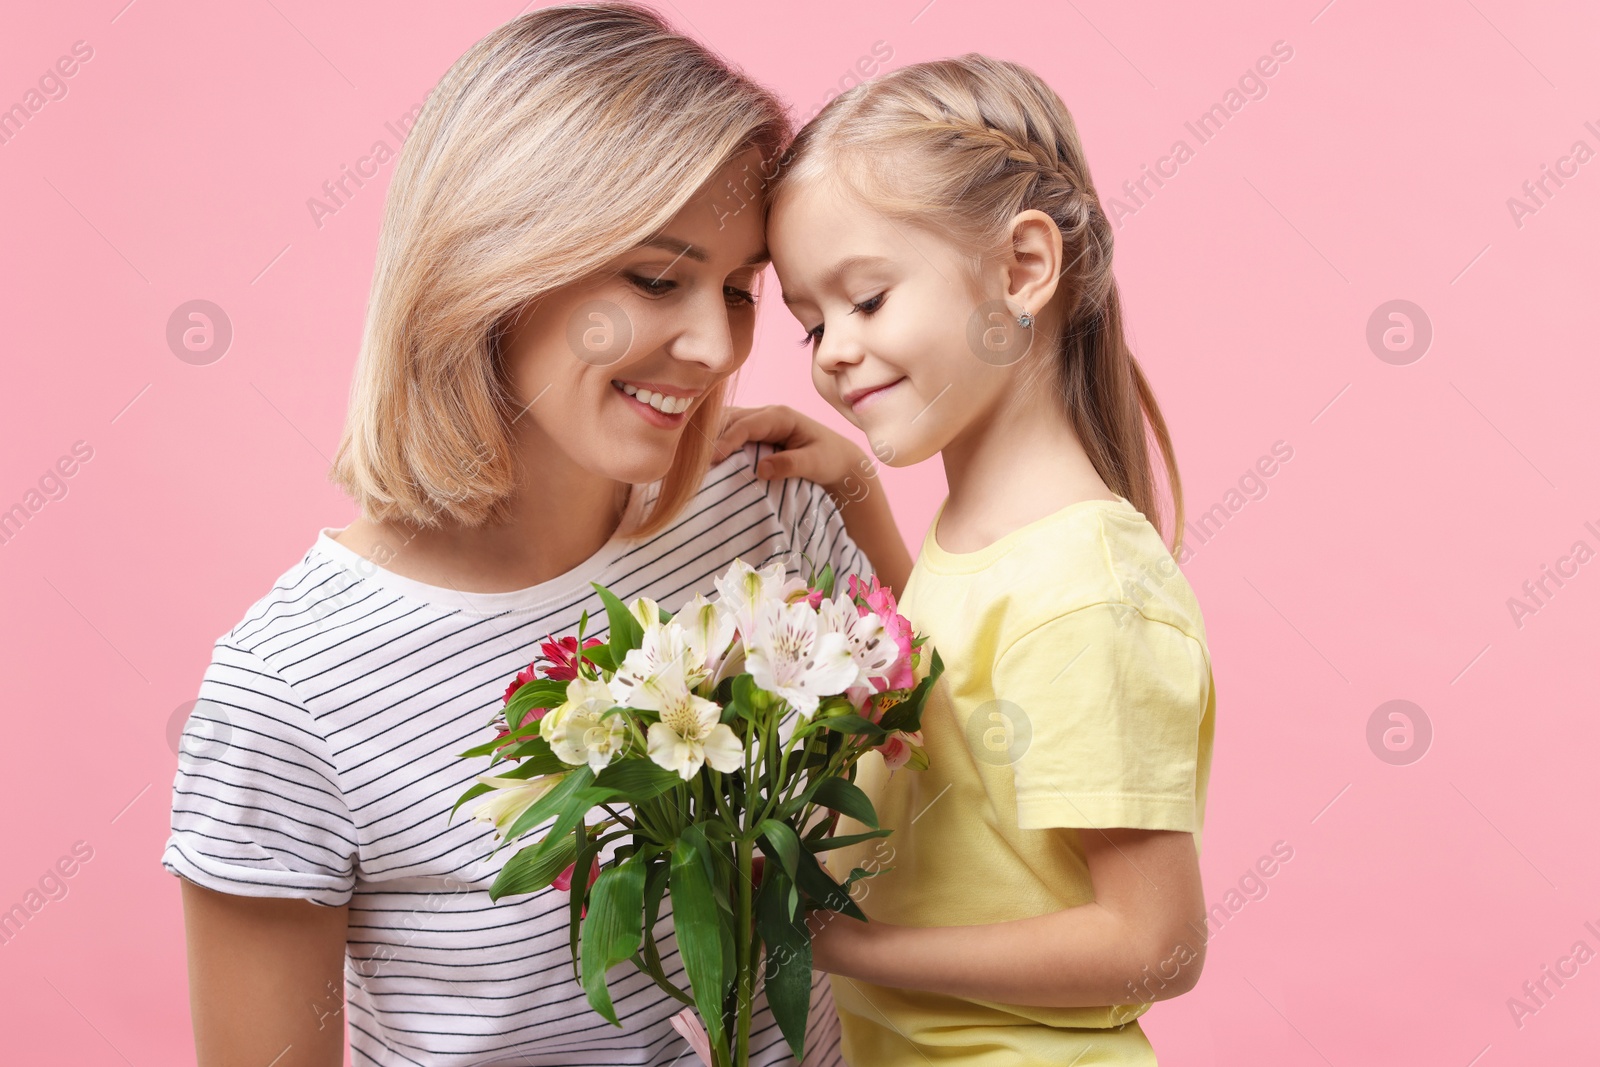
top-left (735, 835), bottom-right (754, 1065)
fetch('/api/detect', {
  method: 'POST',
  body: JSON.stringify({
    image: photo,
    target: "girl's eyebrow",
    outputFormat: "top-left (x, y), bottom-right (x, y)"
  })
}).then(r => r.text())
top-left (637, 234), bottom-right (770, 268)
top-left (780, 254), bottom-right (891, 306)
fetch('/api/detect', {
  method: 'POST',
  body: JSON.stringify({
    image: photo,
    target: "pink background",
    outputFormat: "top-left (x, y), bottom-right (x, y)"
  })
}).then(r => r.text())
top-left (3, 0), bottom-right (1597, 1062)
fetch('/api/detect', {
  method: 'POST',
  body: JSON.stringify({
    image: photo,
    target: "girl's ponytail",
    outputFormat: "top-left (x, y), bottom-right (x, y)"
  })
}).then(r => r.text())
top-left (773, 54), bottom-right (1185, 552)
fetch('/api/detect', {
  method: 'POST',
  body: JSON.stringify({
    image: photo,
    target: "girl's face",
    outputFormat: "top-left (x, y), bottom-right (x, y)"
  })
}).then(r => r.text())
top-left (768, 173), bottom-right (1018, 467)
top-left (499, 147), bottom-right (770, 486)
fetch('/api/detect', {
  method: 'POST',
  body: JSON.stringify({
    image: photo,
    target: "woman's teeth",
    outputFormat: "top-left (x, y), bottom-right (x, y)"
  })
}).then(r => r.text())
top-left (615, 381), bottom-right (691, 415)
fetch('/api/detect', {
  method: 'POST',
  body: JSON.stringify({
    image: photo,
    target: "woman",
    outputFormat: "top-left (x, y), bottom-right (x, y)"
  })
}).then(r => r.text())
top-left (161, 6), bottom-right (909, 1065)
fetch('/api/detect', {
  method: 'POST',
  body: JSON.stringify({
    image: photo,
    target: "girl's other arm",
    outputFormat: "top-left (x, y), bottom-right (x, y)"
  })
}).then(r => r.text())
top-left (182, 878), bottom-right (349, 1066)
top-left (715, 404), bottom-right (912, 596)
top-left (811, 826), bottom-right (1206, 1008)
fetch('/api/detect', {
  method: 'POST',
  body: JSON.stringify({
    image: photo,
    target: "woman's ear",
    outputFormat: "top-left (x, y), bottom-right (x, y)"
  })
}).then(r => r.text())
top-left (1004, 210), bottom-right (1064, 318)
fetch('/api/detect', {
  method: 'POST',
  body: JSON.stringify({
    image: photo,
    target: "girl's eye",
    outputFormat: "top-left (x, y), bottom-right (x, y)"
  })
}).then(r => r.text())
top-left (627, 273), bottom-right (677, 297)
top-left (851, 292), bottom-right (886, 315)
top-left (797, 292), bottom-right (884, 348)
top-left (725, 285), bottom-right (758, 308)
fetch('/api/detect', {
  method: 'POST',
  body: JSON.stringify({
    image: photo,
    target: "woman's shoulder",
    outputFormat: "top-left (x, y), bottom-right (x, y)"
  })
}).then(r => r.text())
top-left (213, 532), bottom-right (355, 654)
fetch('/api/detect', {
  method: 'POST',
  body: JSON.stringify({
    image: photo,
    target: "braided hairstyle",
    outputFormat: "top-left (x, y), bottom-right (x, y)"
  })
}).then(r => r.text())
top-left (771, 53), bottom-right (1185, 552)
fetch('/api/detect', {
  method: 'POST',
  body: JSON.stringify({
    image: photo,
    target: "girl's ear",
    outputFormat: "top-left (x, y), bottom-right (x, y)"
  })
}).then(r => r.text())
top-left (1003, 209), bottom-right (1064, 319)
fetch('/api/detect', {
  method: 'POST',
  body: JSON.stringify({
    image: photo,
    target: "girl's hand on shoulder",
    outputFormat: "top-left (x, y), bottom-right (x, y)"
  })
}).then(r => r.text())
top-left (714, 405), bottom-right (867, 493)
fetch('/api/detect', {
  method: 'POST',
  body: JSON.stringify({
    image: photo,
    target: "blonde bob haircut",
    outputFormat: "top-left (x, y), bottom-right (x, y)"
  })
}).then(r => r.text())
top-left (329, 2), bottom-right (790, 539)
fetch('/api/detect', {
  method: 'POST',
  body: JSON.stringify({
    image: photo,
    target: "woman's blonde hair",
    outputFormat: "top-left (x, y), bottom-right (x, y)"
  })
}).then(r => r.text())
top-left (329, 2), bottom-right (790, 538)
top-left (772, 54), bottom-right (1185, 552)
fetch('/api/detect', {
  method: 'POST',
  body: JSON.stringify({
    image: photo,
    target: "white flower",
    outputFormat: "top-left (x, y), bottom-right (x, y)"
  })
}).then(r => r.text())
top-left (546, 705), bottom-right (630, 773)
top-left (646, 684), bottom-right (744, 780)
top-left (818, 595), bottom-right (899, 690)
top-left (676, 593), bottom-right (737, 680)
top-left (627, 595), bottom-right (665, 635)
top-left (745, 598), bottom-right (859, 717)
top-left (714, 559), bottom-right (805, 639)
top-left (540, 676), bottom-right (616, 743)
top-left (470, 772), bottom-right (567, 838)
top-left (610, 624), bottom-right (709, 707)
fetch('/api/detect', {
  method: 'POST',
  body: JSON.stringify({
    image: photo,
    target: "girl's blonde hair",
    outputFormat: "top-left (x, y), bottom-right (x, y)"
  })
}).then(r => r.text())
top-left (772, 54), bottom-right (1185, 552)
top-left (329, 2), bottom-right (790, 539)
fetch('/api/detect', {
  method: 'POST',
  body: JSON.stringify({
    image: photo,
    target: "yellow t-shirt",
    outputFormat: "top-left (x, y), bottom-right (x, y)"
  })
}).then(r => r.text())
top-left (828, 494), bottom-right (1216, 1066)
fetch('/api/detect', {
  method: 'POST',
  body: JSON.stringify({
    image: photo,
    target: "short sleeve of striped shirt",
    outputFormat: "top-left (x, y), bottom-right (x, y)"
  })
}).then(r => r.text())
top-left (752, 441), bottom-right (872, 588)
top-left (162, 638), bottom-right (359, 907)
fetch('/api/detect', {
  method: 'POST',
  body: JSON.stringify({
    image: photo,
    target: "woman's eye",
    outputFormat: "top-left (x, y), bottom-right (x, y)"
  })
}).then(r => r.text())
top-left (797, 324), bottom-right (823, 348)
top-left (627, 273), bottom-right (677, 297)
top-left (725, 285), bottom-right (758, 308)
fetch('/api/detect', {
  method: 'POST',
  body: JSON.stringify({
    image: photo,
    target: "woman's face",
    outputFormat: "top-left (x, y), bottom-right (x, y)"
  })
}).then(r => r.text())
top-left (500, 147), bottom-right (769, 486)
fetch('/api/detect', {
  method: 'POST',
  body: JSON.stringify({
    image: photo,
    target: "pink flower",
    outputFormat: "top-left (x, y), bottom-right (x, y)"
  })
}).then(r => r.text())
top-left (539, 635), bottom-right (605, 682)
top-left (552, 856), bottom-right (602, 917)
top-left (670, 1008), bottom-right (715, 1067)
top-left (847, 575), bottom-right (914, 692)
top-left (502, 663), bottom-right (540, 705)
top-left (876, 729), bottom-right (925, 771)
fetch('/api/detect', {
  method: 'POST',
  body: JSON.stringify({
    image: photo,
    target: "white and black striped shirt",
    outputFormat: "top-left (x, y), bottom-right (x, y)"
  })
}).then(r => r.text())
top-left (162, 443), bottom-right (867, 1067)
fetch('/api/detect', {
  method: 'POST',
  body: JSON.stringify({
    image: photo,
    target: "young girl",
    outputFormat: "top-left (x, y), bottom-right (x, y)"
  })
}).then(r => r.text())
top-left (734, 53), bottom-right (1216, 1065)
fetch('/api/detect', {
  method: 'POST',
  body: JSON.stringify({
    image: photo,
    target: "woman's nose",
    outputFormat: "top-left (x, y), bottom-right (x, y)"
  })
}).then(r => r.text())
top-left (668, 299), bottom-right (741, 375)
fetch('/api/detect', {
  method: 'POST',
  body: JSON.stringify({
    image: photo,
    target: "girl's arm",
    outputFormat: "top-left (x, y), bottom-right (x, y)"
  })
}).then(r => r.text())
top-left (810, 826), bottom-right (1207, 1009)
top-left (182, 878), bottom-right (349, 1066)
top-left (715, 405), bottom-right (912, 597)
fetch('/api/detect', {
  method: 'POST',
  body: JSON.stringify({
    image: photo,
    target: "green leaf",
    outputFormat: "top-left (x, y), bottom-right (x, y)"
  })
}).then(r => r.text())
top-left (594, 758), bottom-right (684, 804)
top-left (756, 820), bottom-right (801, 881)
top-left (583, 643), bottom-right (616, 673)
top-left (491, 831), bottom-right (579, 897)
top-left (450, 781), bottom-right (494, 820)
top-left (670, 830), bottom-right (728, 1048)
top-left (506, 679), bottom-right (570, 729)
top-left (593, 582), bottom-right (644, 664)
top-left (580, 854), bottom-right (649, 1026)
top-left (755, 868), bottom-right (811, 1061)
top-left (811, 777), bottom-right (880, 830)
top-left (631, 856), bottom-right (694, 1006)
top-left (569, 820), bottom-right (597, 982)
top-left (818, 713), bottom-right (888, 739)
top-left (501, 766), bottom-right (595, 843)
top-left (793, 845), bottom-right (865, 920)
top-left (490, 785), bottom-right (605, 900)
top-left (809, 827), bottom-right (893, 852)
top-left (815, 561), bottom-right (836, 599)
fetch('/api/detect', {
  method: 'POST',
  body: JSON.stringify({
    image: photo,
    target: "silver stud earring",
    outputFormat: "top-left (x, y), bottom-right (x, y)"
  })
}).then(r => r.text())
top-left (1016, 310), bottom-right (1035, 329)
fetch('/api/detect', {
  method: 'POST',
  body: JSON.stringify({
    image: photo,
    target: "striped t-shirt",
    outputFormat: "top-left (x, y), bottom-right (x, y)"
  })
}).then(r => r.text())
top-left (162, 443), bottom-right (868, 1067)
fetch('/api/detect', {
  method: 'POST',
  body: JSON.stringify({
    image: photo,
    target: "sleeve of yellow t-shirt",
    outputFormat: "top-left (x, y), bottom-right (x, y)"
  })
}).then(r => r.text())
top-left (992, 602), bottom-right (1211, 833)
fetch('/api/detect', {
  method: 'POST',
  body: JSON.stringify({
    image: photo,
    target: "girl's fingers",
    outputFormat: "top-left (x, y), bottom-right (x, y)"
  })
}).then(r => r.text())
top-left (714, 406), bottom-right (800, 460)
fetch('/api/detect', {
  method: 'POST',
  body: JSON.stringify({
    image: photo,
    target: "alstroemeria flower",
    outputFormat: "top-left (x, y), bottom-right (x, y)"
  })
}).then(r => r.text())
top-left (610, 623), bottom-right (709, 707)
top-left (818, 595), bottom-right (899, 692)
top-left (470, 771), bottom-right (568, 839)
top-left (676, 594), bottom-right (736, 681)
top-left (745, 598), bottom-right (858, 717)
top-left (714, 559), bottom-right (806, 639)
top-left (546, 704), bottom-right (629, 773)
top-left (540, 676), bottom-right (616, 743)
top-left (627, 595), bottom-right (665, 636)
top-left (645, 675), bottom-right (743, 779)
top-left (846, 575), bottom-right (914, 691)
top-left (536, 634), bottom-right (605, 684)
top-left (876, 729), bottom-right (927, 772)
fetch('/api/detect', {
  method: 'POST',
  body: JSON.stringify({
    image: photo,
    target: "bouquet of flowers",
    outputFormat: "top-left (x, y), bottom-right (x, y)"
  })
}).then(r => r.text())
top-left (451, 558), bottom-right (940, 1067)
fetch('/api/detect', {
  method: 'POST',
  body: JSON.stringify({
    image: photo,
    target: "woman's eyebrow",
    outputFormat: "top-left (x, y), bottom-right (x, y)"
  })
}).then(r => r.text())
top-left (637, 235), bottom-right (769, 267)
